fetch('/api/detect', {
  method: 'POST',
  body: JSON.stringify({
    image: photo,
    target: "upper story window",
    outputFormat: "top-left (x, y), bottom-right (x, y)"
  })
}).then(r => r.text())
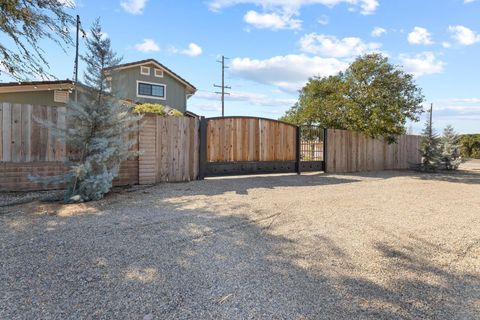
top-left (154, 68), bottom-right (164, 78)
top-left (140, 66), bottom-right (150, 75)
top-left (137, 81), bottom-right (166, 99)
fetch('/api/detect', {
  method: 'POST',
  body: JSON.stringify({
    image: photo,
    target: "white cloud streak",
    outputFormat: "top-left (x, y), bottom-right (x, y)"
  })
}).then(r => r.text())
top-left (195, 91), bottom-right (296, 107)
top-left (208, 0), bottom-right (379, 15)
top-left (299, 33), bottom-right (381, 58)
top-left (230, 54), bottom-right (348, 92)
top-left (371, 27), bottom-right (386, 37)
top-left (134, 39), bottom-right (160, 52)
top-left (121, 0), bottom-right (148, 15)
top-left (448, 25), bottom-right (480, 45)
top-left (181, 43), bottom-right (203, 57)
top-left (399, 52), bottom-right (445, 77)
top-left (244, 10), bottom-right (301, 30)
top-left (407, 27), bottom-right (433, 45)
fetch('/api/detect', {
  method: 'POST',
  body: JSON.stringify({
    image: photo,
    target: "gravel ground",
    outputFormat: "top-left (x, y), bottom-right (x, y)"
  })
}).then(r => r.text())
top-left (0, 190), bottom-right (64, 207)
top-left (1, 161), bottom-right (479, 319)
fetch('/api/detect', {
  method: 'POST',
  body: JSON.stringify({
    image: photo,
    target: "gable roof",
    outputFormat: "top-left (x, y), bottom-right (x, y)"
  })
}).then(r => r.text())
top-left (104, 59), bottom-right (197, 94)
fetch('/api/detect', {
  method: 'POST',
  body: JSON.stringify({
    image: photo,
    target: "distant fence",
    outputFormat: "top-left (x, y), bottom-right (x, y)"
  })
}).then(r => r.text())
top-left (325, 129), bottom-right (422, 174)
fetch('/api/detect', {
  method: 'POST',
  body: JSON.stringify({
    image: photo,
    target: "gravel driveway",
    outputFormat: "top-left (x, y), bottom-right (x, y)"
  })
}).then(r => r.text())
top-left (1, 161), bottom-right (479, 319)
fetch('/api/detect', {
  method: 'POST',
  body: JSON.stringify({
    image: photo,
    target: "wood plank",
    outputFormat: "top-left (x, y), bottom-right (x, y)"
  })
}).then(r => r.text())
top-left (21, 104), bottom-right (32, 162)
top-left (11, 104), bottom-right (22, 162)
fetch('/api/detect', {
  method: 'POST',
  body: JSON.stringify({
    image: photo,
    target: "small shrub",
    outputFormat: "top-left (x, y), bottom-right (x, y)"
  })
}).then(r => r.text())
top-left (133, 103), bottom-right (166, 115)
top-left (133, 103), bottom-right (183, 117)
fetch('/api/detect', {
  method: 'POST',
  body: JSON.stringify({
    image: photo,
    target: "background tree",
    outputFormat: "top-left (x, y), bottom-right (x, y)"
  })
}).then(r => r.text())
top-left (0, 0), bottom-right (74, 80)
top-left (281, 53), bottom-right (425, 143)
top-left (32, 19), bottom-right (141, 203)
top-left (419, 107), bottom-right (441, 172)
top-left (459, 134), bottom-right (480, 159)
top-left (440, 125), bottom-right (462, 170)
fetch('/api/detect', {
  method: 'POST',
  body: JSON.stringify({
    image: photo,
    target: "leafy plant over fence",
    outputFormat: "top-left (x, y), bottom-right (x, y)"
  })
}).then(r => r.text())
top-left (133, 103), bottom-right (183, 117)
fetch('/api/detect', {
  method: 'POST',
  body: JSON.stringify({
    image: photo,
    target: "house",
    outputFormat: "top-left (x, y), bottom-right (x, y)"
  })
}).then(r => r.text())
top-left (0, 59), bottom-right (196, 113)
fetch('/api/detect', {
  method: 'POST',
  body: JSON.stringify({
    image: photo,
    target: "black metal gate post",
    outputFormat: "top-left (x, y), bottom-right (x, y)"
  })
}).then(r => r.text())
top-left (323, 128), bottom-right (328, 172)
top-left (198, 116), bottom-right (207, 180)
top-left (295, 126), bottom-right (301, 175)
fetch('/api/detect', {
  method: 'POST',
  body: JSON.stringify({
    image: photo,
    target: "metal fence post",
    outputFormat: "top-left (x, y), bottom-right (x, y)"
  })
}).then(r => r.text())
top-left (296, 126), bottom-right (301, 175)
top-left (198, 116), bottom-right (207, 180)
top-left (323, 128), bottom-right (328, 173)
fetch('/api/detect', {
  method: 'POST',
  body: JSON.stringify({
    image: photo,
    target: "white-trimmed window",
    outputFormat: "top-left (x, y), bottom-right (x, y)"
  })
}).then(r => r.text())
top-left (140, 66), bottom-right (150, 75)
top-left (137, 81), bottom-right (166, 100)
top-left (154, 68), bottom-right (164, 78)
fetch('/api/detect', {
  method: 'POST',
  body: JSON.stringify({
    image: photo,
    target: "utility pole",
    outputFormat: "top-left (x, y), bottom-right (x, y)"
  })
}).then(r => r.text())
top-left (73, 14), bottom-right (80, 102)
top-left (214, 55), bottom-right (231, 117)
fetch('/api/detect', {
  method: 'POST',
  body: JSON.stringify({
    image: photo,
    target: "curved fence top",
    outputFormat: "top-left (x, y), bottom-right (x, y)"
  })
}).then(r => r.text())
top-left (206, 116), bottom-right (298, 128)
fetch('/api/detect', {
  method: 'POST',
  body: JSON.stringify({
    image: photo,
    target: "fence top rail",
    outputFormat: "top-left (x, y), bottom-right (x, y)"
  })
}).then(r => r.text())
top-left (205, 116), bottom-right (298, 128)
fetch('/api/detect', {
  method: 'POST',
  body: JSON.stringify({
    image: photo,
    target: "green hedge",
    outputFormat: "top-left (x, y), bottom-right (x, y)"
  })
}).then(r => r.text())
top-left (459, 134), bottom-right (480, 159)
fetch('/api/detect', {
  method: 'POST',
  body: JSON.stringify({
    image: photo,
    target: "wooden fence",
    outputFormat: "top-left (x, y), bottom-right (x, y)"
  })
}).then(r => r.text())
top-left (139, 114), bottom-right (199, 184)
top-left (0, 103), bottom-right (193, 191)
top-left (325, 129), bottom-right (422, 173)
top-left (206, 117), bottom-right (297, 162)
top-left (1, 102), bottom-right (424, 191)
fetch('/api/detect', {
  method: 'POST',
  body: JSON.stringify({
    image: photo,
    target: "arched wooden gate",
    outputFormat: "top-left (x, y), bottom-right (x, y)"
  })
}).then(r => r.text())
top-left (198, 116), bottom-right (325, 178)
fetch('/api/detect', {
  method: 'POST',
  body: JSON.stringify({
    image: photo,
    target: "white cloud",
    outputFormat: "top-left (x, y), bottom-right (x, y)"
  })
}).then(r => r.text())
top-left (134, 39), bottom-right (160, 52)
top-left (181, 43), bottom-right (203, 57)
top-left (208, 0), bottom-right (379, 15)
top-left (121, 0), bottom-right (148, 15)
top-left (464, 0), bottom-right (477, 3)
top-left (244, 10), bottom-right (301, 30)
top-left (448, 25), bottom-right (480, 45)
top-left (407, 27), bottom-right (433, 45)
top-left (442, 41), bottom-right (452, 48)
top-left (399, 52), bottom-right (445, 77)
top-left (371, 27), bottom-right (386, 37)
top-left (195, 90), bottom-right (296, 107)
top-left (439, 98), bottom-right (480, 104)
top-left (299, 33), bottom-right (381, 58)
top-left (318, 15), bottom-right (329, 25)
top-left (230, 54), bottom-right (348, 92)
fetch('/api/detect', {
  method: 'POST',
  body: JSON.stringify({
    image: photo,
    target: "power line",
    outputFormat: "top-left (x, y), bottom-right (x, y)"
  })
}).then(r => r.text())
top-left (214, 55), bottom-right (231, 117)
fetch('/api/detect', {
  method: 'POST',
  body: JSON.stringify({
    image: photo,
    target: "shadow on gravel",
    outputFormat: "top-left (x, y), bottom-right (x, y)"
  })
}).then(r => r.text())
top-left (199, 174), bottom-right (360, 195)
top-left (343, 169), bottom-right (480, 185)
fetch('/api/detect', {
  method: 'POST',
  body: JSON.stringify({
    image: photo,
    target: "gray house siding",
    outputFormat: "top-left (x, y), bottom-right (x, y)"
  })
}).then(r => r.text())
top-left (0, 91), bottom-right (74, 107)
top-left (111, 63), bottom-right (188, 112)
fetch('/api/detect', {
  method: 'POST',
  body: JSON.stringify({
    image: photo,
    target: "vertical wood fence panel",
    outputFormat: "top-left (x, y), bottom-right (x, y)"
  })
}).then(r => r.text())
top-left (325, 129), bottom-right (422, 174)
top-left (138, 114), bottom-right (199, 185)
top-left (206, 117), bottom-right (297, 162)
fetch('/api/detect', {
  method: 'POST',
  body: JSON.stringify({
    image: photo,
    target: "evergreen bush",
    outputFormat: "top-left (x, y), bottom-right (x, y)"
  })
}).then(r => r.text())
top-left (31, 19), bottom-right (141, 203)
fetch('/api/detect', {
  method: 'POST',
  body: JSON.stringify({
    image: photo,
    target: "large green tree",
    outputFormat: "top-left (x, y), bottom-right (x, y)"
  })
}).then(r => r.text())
top-left (281, 54), bottom-right (425, 143)
top-left (0, 0), bottom-right (74, 80)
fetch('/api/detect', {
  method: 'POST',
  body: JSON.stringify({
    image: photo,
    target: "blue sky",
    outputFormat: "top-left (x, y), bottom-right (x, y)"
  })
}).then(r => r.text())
top-left (2, 0), bottom-right (480, 133)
